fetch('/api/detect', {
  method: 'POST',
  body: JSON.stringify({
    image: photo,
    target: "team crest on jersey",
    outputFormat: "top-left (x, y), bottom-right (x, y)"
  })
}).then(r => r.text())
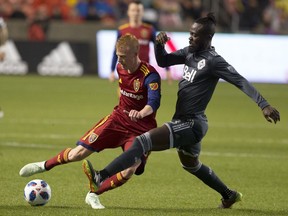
top-left (149, 82), bottom-right (159, 90)
top-left (88, 133), bottom-right (98, 143)
top-left (141, 29), bottom-right (149, 38)
top-left (133, 79), bottom-right (140, 92)
top-left (197, 59), bottom-right (206, 70)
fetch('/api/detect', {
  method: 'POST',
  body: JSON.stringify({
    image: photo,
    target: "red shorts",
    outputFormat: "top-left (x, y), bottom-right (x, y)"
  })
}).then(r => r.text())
top-left (77, 114), bottom-right (149, 175)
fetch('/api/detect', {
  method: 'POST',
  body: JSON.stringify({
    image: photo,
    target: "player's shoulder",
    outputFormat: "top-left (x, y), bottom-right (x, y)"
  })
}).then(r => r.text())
top-left (201, 47), bottom-right (222, 61)
top-left (140, 61), bottom-right (159, 77)
top-left (118, 23), bottom-right (130, 30)
top-left (142, 22), bottom-right (153, 29)
top-left (141, 22), bottom-right (154, 31)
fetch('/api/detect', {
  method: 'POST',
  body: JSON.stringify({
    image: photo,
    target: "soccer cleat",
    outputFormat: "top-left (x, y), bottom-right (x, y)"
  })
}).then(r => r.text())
top-left (19, 161), bottom-right (46, 177)
top-left (219, 191), bottom-right (243, 209)
top-left (82, 160), bottom-right (100, 193)
top-left (85, 192), bottom-right (105, 209)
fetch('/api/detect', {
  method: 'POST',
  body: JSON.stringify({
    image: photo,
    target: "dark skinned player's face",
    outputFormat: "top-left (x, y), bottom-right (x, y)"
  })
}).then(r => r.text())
top-left (189, 23), bottom-right (210, 52)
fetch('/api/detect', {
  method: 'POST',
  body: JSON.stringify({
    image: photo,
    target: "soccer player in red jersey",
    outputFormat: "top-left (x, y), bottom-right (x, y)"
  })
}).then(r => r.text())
top-left (19, 34), bottom-right (161, 209)
top-left (109, 1), bottom-right (172, 83)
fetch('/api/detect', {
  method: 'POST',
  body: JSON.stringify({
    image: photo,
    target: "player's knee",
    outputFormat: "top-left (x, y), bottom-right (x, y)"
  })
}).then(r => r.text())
top-left (68, 147), bottom-right (90, 161)
top-left (135, 132), bottom-right (152, 154)
top-left (121, 167), bottom-right (137, 179)
top-left (182, 160), bottom-right (202, 174)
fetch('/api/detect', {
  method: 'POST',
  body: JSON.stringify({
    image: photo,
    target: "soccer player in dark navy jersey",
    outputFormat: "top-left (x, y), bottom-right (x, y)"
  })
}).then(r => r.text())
top-left (83, 13), bottom-right (280, 209)
top-left (19, 34), bottom-right (161, 209)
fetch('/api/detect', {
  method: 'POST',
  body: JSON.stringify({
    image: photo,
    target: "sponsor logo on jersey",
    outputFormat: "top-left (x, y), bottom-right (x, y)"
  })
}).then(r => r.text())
top-left (88, 133), bottom-right (98, 143)
top-left (183, 65), bottom-right (197, 83)
top-left (133, 79), bottom-right (140, 92)
top-left (197, 59), bottom-right (206, 70)
top-left (138, 39), bottom-right (149, 45)
top-left (149, 82), bottom-right (159, 90)
top-left (120, 89), bottom-right (144, 100)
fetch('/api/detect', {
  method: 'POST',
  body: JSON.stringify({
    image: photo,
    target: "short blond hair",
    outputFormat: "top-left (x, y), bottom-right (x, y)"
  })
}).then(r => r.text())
top-left (116, 33), bottom-right (139, 54)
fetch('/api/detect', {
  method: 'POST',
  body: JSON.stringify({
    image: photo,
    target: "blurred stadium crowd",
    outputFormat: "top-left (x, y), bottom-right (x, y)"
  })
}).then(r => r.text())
top-left (1, 0), bottom-right (288, 41)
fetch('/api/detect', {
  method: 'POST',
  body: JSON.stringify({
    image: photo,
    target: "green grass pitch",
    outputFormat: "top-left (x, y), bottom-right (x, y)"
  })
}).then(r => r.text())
top-left (0, 75), bottom-right (287, 216)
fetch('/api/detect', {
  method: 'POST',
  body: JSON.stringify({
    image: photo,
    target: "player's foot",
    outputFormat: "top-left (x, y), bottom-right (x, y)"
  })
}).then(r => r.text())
top-left (85, 192), bottom-right (105, 209)
top-left (19, 161), bottom-right (46, 177)
top-left (219, 191), bottom-right (243, 209)
top-left (82, 160), bottom-right (100, 192)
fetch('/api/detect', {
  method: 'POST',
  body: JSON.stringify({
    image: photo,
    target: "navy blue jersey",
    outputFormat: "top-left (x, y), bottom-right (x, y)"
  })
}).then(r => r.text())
top-left (155, 44), bottom-right (269, 120)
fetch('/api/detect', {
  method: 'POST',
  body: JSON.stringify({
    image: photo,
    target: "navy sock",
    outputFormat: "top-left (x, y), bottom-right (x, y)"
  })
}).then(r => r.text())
top-left (100, 134), bottom-right (150, 180)
top-left (193, 164), bottom-right (230, 199)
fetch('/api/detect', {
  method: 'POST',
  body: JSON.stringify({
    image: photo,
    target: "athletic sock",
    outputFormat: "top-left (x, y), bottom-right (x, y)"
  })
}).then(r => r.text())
top-left (96, 172), bottom-right (129, 195)
top-left (222, 188), bottom-right (235, 200)
top-left (193, 164), bottom-right (230, 199)
top-left (44, 148), bottom-right (72, 170)
top-left (99, 135), bottom-right (149, 180)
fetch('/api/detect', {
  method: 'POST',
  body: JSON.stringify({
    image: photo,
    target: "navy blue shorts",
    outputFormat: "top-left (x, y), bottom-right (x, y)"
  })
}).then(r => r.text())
top-left (165, 114), bottom-right (208, 157)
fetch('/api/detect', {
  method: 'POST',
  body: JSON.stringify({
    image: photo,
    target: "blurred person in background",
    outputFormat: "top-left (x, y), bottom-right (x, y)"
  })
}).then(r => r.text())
top-left (28, 4), bottom-right (50, 41)
top-left (0, 17), bottom-right (8, 61)
top-left (180, 0), bottom-right (206, 25)
top-left (109, 0), bottom-right (172, 84)
top-left (154, 0), bottom-right (183, 29)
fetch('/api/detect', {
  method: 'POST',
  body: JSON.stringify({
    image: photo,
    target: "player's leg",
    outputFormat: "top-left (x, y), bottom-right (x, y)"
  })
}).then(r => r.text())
top-left (19, 115), bottom-right (114, 177)
top-left (95, 160), bottom-right (141, 195)
top-left (95, 124), bottom-right (171, 182)
top-left (176, 115), bottom-right (242, 208)
top-left (178, 150), bottom-right (242, 208)
top-left (92, 135), bottom-right (148, 195)
top-left (82, 124), bottom-right (171, 195)
top-left (19, 145), bottom-right (93, 177)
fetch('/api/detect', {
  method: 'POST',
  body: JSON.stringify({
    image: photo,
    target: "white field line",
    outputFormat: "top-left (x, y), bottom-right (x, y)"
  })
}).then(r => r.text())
top-left (0, 133), bottom-right (79, 139)
top-left (0, 142), bottom-right (64, 149)
top-left (1, 141), bottom-right (287, 159)
top-left (3, 118), bottom-right (288, 130)
top-left (3, 118), bottom-right (91, 125)
top-left (1, 133), bottom-right (287, 145)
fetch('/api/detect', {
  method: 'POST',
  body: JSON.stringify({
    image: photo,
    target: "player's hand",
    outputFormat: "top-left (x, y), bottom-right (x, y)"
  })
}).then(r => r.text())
top-left (156, 32), bottom-right (170, 46)
top-left (262, 105), bottom-right (280, 124)
top-left (109, 71), bottom-right (115, 82)
top-left (123, 109), bottom-right (143, 122)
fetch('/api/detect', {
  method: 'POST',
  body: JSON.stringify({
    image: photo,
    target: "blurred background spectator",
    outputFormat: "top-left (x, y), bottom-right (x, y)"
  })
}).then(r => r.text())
top-left (0, 0), bottom-right (287, 35)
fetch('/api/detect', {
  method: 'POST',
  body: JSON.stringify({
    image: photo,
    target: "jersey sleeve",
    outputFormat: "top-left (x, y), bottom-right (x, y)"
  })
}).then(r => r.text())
top-left (150, 27), bottom-right (156, 43)
top-left (212, 56), bottom-right (270, 109)
top-left (110, 31), bottom-right (121, 72)
top-left (154, 43), bottom-right (187, 67)
top-left (144, 72), bottom-right (161, 112)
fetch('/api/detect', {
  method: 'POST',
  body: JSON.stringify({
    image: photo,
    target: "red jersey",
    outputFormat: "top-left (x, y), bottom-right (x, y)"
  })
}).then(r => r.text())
top-left (114, 61), bottom-right (160, 134)
top-left (78, 61), bottom-right (161, 155)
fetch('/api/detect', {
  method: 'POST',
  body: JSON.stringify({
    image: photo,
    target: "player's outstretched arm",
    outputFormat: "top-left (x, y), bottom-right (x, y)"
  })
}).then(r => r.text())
top-left (262, 105), bottom-right (280, 124)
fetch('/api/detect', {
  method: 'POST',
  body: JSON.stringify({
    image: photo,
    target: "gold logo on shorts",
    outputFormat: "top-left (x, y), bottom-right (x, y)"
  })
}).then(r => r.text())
top-left (89, 133), bottom-right (98, 143)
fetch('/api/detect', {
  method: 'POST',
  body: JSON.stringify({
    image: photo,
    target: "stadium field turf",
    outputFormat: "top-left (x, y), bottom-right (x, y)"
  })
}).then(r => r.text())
top-left (0, 75), bottom-right (287, 216)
